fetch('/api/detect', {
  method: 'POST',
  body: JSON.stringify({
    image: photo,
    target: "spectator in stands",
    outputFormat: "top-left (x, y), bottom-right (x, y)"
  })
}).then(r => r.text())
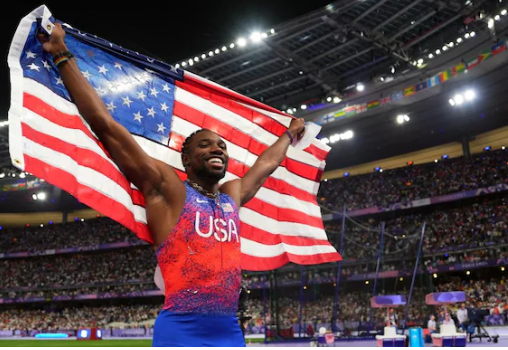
top-left (442, 313), bottom-right (455, 326)
top-left (457, 303), bottom-right (468, 331)
top-left (428, 315), bottom-right (437, 334)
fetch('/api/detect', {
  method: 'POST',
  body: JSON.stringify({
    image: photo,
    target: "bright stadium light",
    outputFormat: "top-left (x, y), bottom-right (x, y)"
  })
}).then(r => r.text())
top-left (270, 28), bottom-right (275, 34)
top-left (32, 194), bottom-right (37, 200)
top-left (495, 15), bottom-right (501, 21)
top-left (428, 53), bottom-right (434, 59)
top-left (454, 94), bottom-right (464, 105)
top-left (250, 32), bottom-right (262, 43)
top-left (449, 98), bottom-right (456, 106)
top-left (201, 54), bottom-right (206, 59)
top-left (502, 9), bottom-right (507, 15)
top-left (230, 43), bottom-right (235, 49)
top-left (470, 31), bottom-right (476, 37)
top-left (214, 49), bottom-right (220, 54)
top-left (37, 192), bottom-right (46, 200)
top-left (194, 56), bottom-right (199, 62)
top-left (435, 49), bottom-right (441, 55)
top-left (209, 51), bottom-right (214, 57)
top-left (326, 97), bottom-right (332, 102)
top-left (457, 37), bottom-right (463, 43)
top-left (261, 32), bottom-right (268, 39)
top-left (286, 108), bottom-right (293, 114)
top-left (221, 46), bottom-right (227, 52)
top-left (0, 173), bottom-right (4, 178)
top-left (300, 104), bottom-right (307, 110)
top-left (488, 18), bottom-right (494, 28)
top-left (464, 89), bottom-right (476, 101)
top-left (397, 114), bottom-right (410, 124)
top-left (19, 173), bottom-right (26, 179)
top-left (357, 83), bottom-right (365, 91)
top-left (442, 45), bottom-right (448, 51)
top-left (237, 38), bottom-right (247, 47)
top-left (333, 96), bottom-right (341, 103)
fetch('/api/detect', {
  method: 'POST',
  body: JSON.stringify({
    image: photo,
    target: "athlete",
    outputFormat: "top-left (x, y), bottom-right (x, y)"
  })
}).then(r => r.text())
top-left (39, 24), bottom-right (305, 346)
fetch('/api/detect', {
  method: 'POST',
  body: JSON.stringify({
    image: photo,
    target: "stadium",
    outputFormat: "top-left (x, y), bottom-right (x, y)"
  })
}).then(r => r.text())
top-left (2, 0), bottom-right (508, 347)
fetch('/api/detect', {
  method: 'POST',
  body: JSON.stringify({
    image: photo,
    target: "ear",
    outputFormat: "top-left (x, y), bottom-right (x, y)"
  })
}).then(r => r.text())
top-left (182, 153), bottom-right (190, 168)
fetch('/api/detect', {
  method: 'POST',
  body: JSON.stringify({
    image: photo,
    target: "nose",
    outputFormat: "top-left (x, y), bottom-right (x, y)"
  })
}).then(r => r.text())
top-left (210, 143), bottom-right (224, 155)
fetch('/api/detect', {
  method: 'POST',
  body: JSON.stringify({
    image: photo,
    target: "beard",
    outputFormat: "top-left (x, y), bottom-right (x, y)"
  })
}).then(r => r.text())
top-left (195, 160), bottom-right (228, 181)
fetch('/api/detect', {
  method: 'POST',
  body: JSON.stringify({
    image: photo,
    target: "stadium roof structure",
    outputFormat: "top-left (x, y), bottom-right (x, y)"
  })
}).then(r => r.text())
top-left (1, 0), bottom-right (508, 174)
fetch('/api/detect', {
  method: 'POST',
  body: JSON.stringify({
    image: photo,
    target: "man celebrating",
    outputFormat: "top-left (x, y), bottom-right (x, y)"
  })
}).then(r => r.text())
top-left (38, 24), bottom-right (304, 346)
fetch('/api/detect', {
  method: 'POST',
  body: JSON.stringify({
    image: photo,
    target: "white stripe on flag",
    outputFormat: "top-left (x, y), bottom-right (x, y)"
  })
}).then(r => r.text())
top-left (23, 137), bottom-right (147, 224)
top-left (241, 237), bottom-right (338, 258)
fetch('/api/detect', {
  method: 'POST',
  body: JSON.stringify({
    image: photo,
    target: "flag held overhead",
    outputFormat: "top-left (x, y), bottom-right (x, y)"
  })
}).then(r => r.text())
top-left (8, 5), bottom-right (340, 271)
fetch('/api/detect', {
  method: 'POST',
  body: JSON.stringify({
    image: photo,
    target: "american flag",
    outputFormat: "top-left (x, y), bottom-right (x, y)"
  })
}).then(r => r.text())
top-left (8, 6), bottom-right (341, 271)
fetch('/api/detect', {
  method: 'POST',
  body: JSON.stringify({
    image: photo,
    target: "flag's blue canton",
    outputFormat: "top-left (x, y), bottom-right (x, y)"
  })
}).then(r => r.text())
top-left (21, 22), bottom-right (177, 146)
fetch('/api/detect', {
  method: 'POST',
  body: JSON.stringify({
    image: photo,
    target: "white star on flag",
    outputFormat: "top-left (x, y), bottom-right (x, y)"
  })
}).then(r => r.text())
top-left (106, 101), bottom-right (117, 112)
top-left (162, 84), bottom-right (171, 93)
top-left (28, 63), bottom-right (40, 71)
top-left (95, 87), bottom-right (106, 96)
top-left (114, 62), bottom-right (123, 70)
top-left (55, 77), bottom-right (64, 85)
top-left (98, 65), bottom-right (109, 75)
top-left (137, 91), bottom-right (147, 101)
top-left (122, 96), bottom-right (133, 108)
top-left (42, 60), bottom-right (52, 71)
top-left (157, 122), bottom-right (167, 133)
top-left (82, 70), bottom-right (92, 80)
top-left (147, 107), bottom-right (156, 117)
top-left (150, 88), bottom-right (159, 97)
top-left (133, 111), bottom-right (143, 123)
top-left (25, 51), bottom-right (36, 59)
top-left (160, 102), bottom-right (169, 112)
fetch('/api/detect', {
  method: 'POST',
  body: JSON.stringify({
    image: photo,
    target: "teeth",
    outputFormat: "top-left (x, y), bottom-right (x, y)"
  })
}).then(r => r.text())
top-left (208, 158), bottom-right (223, 164)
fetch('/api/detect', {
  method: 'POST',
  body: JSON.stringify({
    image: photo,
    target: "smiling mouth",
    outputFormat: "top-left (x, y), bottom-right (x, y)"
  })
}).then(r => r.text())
top-left (207, 157), bottom-right (224, 165)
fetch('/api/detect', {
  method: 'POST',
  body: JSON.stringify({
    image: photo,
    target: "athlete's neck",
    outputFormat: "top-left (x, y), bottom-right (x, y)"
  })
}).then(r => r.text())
top-left (187, 175), bottom-right (220, 194)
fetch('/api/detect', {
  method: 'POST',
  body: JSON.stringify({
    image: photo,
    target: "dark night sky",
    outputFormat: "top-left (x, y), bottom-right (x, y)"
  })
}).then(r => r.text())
top-left (0, 0), bottom-right (333, 118)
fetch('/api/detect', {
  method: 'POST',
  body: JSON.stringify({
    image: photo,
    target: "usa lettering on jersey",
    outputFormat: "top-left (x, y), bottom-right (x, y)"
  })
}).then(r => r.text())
top-left (194, 211), bottom-right (239, 242)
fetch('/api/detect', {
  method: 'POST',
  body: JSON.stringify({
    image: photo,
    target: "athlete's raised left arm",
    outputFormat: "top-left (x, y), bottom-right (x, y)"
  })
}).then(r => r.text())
top-left (221, 118), bottom-right (305, 207)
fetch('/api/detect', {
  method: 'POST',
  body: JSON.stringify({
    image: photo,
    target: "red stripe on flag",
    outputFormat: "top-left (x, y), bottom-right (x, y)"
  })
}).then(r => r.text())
top-left (241, 222), bottom-right (329, 246)
top-left (177, 81), bottom-right (288, 137)
top-left (241, 252), bottom-right (341, 271)
top-left (173, 101), bottom-right (322, 183)
top-left (21, 122), bottom-right (147, 208)
top-left (23, 154), bottom-right (153, 244)
top-left (305, 144), bottom-right (328, 163)
top-left (243, 197), bottom-right (324, 229)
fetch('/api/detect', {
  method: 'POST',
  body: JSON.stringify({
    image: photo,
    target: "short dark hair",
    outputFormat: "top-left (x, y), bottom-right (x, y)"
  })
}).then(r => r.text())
top-left (181, 129), bottom-right (209, 168)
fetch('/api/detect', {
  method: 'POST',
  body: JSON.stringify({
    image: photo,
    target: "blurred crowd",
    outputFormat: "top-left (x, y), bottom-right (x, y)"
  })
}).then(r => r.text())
top-left (0, 304), bottom-right (159, 331)
top-left (0, 217), bottom-right (142, 254)
top-left (0, 247), bottom-right (155, 290)
top-left (319, 150), bottom-right (508, 210)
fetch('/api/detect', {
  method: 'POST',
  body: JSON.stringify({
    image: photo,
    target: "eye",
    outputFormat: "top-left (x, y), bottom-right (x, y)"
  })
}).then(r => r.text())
top-left (219, 144), bottom-right (227, 150)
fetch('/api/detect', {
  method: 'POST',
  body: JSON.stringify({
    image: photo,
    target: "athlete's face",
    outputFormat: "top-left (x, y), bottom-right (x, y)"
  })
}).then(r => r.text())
top-left (185, 130), bottom-right (229, 180)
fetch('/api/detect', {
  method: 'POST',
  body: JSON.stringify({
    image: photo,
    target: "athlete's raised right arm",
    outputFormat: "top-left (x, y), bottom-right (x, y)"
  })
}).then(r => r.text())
top-left (38, 24), bottom-right (182, 197)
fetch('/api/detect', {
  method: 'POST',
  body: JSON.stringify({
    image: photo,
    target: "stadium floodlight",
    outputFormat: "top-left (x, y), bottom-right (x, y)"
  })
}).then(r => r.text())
top-left (237, 38), bottom-right (247, 47)
top-left (221, 46), bottom-right (227, 52)
top-left (286, 109), bottom-right (293, 114)
top-left (300, 104), bottom-right (307, 110)
top-left (181, 61), bottom-right (187, 67)
top-left (457, 37), bottom-right (463, 43)
top-left (428, 53), bottom-right (434, 59)
top-left (209, 51), bottom-right (214, 57)
top-left (19, 173), bottom-right (26, 179)
top-left (326, 97), bottom-right (332, 102)
top-left (175, 64), bottom-right (180, 68)
top-left (321, 137), bottom-right (330, 144)
top-left (495, 15), bottom-right (501, 21)
top-left (0, 173), bottom-right (4, 178)
top-left (435, 159), bottom-right (439, 163)
top-left (433, 273), bottom-right (438, 278)
top-left (250, 32), bottom-right (262, 43)
top-left (194, 57), bottom-right (199, 62)
top-left (502, 9), bottom-right (507, 16)
top-left (333, 97), bottom-right (341, 103)
top-left (81, 218), bottom-right (85, 222)
top-left (435, 49), bottom-right (441, 54)
top-left (448, 42), bottom-right (454, 47)
top-left (11, 173), bottom-right (15, 177)
top-left (37, 192), bottom-right (46, 200)
top-left (40, 224), bottom-right (44, 228)
top-left (261, 33), bottom-right (268, 39)
top-left (503, 146), bottom-right (506, 150)
top-left (464, 89), bottom-right (475, 101)
top-left (417, 58), bottom-right (424, 65)
top-left (270, 29), bottom-right (275, 34)
top-left (214, 49), bottom-right (220, 54)
top-left (453, 94), bottom-right (464, 105)
top-left (230, 43), bottom-right (235, 49)
top-left (32, 194), bottom-right (37, 200)
top-left (397, 114), bottom-right (410, 124)
top-left (470, 31), bottom-right (476, 37)
top-left (356, 83), bottom-right (365, 91)
top-left (442, 45), bottom-right (448, 51)
top-left (292, 108), bottom-right (297, 112)
top-left (201, 54), bottom-right (206, 59)
top-left (488, 18), bottom-right (495, 29)
top-left (449, 98), bottom-right (456, 106)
